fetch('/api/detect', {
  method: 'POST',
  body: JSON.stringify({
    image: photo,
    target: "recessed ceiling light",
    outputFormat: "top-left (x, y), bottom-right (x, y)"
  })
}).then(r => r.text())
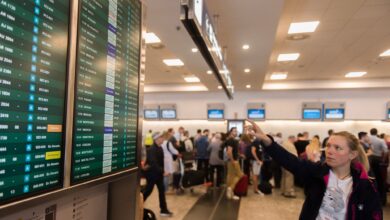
top-left (379, 49), bottom-right (390, 57)
top-left (345, 71), bottom-right (367, 78)
top-left (242, 44), bottom-right (250, 50)
top-left (244, 68), bottom-right (250, 73)
top-left (246, 84), bottom-right (251, 88)
top-left (163, 59), bottom-right (184, 66)
top-left (218, 86), bottom-right (222, 89)
top-left (277, 53), bottom-right (300, 62)
top-left (184, 76), bottom-right (200, 82)
top-left (288, 21), bottom-right (320, 34)
top-left (207, 70), bottom-right (213, 74)
top-left (192, 48), bottom-right (199, 53)
top-left (270, 72), bottom-right (288, 80)
top-left (145, 32), bottom-right (161, 44)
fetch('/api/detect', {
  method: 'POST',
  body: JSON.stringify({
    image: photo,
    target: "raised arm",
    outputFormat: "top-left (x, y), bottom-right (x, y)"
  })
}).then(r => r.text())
top-left (246, 120), bottom-right (323, 179)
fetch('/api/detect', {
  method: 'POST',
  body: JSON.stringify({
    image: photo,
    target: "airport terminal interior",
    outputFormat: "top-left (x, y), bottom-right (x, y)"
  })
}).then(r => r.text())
top-left (1, 0), bottom-right (390, 219)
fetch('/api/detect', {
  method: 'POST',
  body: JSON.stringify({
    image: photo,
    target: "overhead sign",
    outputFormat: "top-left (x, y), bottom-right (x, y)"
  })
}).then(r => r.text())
top-left (180, 0), bottom-right (234, 98)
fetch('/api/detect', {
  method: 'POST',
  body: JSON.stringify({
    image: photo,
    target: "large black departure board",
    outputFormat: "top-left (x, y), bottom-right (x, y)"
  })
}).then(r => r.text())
top-left (72, 0), bottom-right (141, 183)
top-left (0, 0), bottom-right (69, 204)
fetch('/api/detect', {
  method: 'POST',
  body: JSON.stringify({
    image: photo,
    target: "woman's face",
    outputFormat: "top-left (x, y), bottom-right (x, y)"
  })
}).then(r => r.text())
top-left (325, 135), bottom-right (356, 169)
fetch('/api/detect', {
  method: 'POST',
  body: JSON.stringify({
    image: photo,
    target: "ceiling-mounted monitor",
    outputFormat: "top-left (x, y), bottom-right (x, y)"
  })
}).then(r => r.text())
top-left (207, 103), bottom-right (224, 120)
top-left (227, 120), bottom-right (245, 136)
top-left (143, 104), bottom-right (159, 120)
top-left (72, 0), bottom-right (142, 184)
top-left (0, 0), bottom-right (70, 205)
top-left (144, 110), bottom-right (159, 120)
top-left (302, 102), bottom-right (323, 121)
top-left (160, 104), bottom-right (177, 120)
top-left (386, 102), bottom-right (390, 120)
top-left (247, 103), bottom-right (266, 120)
top-left (324, 102), bottom-right (345, 121)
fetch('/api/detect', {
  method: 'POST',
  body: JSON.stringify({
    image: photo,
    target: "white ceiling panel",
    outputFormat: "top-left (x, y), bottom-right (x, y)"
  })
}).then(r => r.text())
top-left (143, 0), bottom-right (390, 95)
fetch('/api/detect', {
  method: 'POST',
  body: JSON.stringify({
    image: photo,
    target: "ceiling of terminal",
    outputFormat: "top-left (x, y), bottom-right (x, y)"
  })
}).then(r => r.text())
top-left (143, 0), bottom-right (390, 94)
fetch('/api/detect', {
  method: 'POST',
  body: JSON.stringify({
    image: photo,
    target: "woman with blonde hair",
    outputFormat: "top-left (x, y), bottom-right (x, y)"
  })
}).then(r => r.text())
top-left (246, 120), bottom-right (382, 219)
top-left (306, 136), bottom-right (322, 162)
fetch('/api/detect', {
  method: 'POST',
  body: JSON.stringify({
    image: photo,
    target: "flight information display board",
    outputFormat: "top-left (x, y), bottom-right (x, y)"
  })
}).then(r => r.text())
top-left (72, 0), bottom-right (141, 183)
top-left (0, 0), bottom-right (69, 204)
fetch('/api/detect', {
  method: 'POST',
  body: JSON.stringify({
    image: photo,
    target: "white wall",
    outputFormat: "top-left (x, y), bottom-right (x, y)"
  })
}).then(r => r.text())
top-left (144, 89), bottom-right (390, 120)
top-left (142, 89), bottom-right (390, 139)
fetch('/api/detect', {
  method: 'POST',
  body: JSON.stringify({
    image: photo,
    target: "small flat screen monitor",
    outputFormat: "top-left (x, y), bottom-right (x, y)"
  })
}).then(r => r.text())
top-left (302, 109), bottom-right (322, 120)
top-left (227, 120), bottom-right (245, 136)
top-left (144, 109), bottom-right (159, 119)
top-left (161, 109), bottom-right (176, 119)
top-left (208, 109), bottom-right (224, 119)
top-left (324, 108), bottom-right (345, 120)
top-left (247, 109), bottom-right (265, 120)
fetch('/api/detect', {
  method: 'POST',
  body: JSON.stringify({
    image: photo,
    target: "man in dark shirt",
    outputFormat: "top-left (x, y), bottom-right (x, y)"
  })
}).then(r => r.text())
top-left (226, 127), bottom-right (243, 200)
top-left (294, 133), bottom-right (310, 158)
top-left (142, 132), bottom-right (173, 217)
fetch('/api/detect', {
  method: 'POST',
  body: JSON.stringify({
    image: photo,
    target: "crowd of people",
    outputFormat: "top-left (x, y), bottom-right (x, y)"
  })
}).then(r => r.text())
top-left (140, 124), bottom-right (390, 218)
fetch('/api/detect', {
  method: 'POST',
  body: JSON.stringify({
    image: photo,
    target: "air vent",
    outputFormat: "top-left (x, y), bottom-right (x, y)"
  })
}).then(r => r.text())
top-left (286, 34), bottom-right (310, 41)
top-left (147, 43), bottom-right (165, 50)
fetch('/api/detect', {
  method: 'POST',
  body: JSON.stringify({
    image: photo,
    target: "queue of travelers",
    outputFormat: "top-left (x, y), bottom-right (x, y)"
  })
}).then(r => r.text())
top-left (141, 125), bottom-right (389, 219)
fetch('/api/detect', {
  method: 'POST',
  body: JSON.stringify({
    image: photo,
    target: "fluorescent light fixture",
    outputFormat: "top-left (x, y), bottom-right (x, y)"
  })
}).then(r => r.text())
top-left (288, 21), bottom-right (320, 34)
top-left (345, 71), bottom-right (367, 78)
top-left (242, 44), bottom-right (250, 50)
top-left (145, 32), bottom-right (161, 44)
top-left (218, 86), bottom-right (222, 89)
top-left (277, 53), bottom-right (300, 62)
top-left (219, 70), bottom-right (228, 74)
top-left (270, 72), bottom-right (288, 80)
top-left (244, 68), bottom-right (250, 73)
top-left (246, 84), bottom-right (251, 88)
top-left (379, 49), bottom-right (390, 57)
top-left (163, 59), bottom-right (184, 66)
top-left (192, 48), bottom-right (199, 53)
top-left (207, 70), bottom-right (213, 74)
top-left (184, 76), bottom-right (200, 82)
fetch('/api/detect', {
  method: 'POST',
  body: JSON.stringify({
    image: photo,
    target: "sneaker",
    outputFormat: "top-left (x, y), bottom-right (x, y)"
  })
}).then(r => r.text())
top-left (254, 190), bottom-right (264, 196)
top-left (226, 187), bottom-right (233, 199)
top-left (160, 210), bottom-right (173, 217)
top-left (232, 195), bottom-right (240, 200)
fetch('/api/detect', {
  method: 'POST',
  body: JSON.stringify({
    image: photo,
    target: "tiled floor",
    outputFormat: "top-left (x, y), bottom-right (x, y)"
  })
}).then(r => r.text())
top-left (144, 185), bottom-right (390, 220)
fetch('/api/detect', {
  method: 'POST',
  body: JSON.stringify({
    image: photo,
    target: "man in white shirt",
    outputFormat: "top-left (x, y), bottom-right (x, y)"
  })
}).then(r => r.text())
top-left (369, 128), bottom-right (388, 206)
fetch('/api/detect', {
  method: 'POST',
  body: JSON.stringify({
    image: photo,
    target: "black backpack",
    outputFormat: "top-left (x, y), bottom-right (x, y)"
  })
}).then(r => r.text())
top-left (258, 182), bottom-right (272, 195)
top-left (143, 208), bottom-right (156, 220)
top-left (178, 140), bottom-right (186, 153)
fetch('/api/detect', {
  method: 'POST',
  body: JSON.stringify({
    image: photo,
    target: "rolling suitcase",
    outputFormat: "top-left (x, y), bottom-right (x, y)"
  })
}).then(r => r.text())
top-left (182, 170), bottom-right (205, 188)
top-left (234, 175), bottom-right (248, 196)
